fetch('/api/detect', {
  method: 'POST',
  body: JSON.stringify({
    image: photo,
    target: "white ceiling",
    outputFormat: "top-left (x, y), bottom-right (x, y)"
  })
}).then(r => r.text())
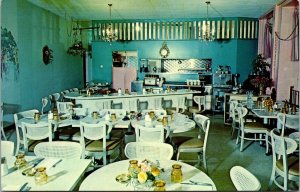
top-left (27, 0), bottom-right (281, 21)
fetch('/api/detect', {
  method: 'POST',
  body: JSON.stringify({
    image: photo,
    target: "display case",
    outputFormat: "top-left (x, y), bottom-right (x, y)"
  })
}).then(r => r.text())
top-left (212, 72), bottom-right (233, 113)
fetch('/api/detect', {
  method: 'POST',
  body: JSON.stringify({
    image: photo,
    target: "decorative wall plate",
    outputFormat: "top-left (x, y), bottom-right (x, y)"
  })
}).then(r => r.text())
top-left (42, 45), bottom-right (53, 65)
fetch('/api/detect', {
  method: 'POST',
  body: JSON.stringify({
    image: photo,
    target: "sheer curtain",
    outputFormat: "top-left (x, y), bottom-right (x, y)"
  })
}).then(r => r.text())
top-left (291, 8), bottom-right (299, 61)
top-left (258, 18), bottom-right (273, 59)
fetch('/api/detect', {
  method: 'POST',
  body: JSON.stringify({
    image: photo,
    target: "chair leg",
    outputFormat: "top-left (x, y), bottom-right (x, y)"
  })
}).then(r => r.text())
top-left (202, 151), bottom-right (207, 173)
top-left (235, 130), bottom-right (240, 145)
top-left (240, 133), bottom-right (244, 152)
top-left (268, 168), bottom-right (275, 190)
top-left (176, 150), bottom-right (180, 161)
top-left (1, 126), bottom-right (7, 140)
top-left (265, 135), bottom-right (269, 154)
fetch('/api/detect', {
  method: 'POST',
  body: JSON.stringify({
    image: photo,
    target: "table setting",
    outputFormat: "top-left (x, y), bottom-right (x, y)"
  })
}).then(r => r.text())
top-left (131, 112), bottom-right (195, 135)
top-left (1, 153), bottom-right (91, 191)
top-left (79, 159), bottom-right (216, 191)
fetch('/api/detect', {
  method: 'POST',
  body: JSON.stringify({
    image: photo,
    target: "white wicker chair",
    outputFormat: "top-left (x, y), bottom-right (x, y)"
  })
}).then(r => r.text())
top-left (124, 142), bottom-right (174, 160)
top-left (49, 92), bottom-right (61, 108)
top-left (21, 121), bottom-right (52, 153)
top-left (41, 97), bottom-right (50, 115)
top-left (34, 141), bottom-right (82, 159)
top-left (147, 97), bottom-right (163, 110)
top-left (173, 114), bottom-right (210, 172)
top-left (268, 129), bottom-right (299, 191)
top-left (135, 124), bottom-right (165, 143)
top-left (1, 141), bottom-right (15, 157)
top-left (230, 166), bottom-right (261, 191)
top-left (56, 101), bottom-right (74, 115)
top-left (79, 121), bottom-right (121, 166)
top-left (229, 100), bottom-right (239, 137)
top-left (13, 109), bottom-right (39, 155)
top-left (277, 113), bottom-right (299, 137)
top-left (73, 107), bottom-right (88, 117)
top-left (188, 96), bottom-right (206, 115)
top-left (236, 106), bottom-right (270, 153)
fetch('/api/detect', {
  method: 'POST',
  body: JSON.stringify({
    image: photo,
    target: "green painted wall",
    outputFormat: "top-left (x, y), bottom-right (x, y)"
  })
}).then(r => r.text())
top-left (91, 39), bottom-right (257, 84)
top-left (1, 0), bottom-right (83, 120)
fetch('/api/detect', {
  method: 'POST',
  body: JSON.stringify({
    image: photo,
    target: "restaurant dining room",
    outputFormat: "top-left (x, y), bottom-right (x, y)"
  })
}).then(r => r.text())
top-left (0, 0), bottom-right (299, 191)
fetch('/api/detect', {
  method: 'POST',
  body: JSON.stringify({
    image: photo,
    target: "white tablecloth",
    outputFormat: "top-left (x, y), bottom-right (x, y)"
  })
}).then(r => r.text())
top-left (79, 159), bottom-right (216, 191)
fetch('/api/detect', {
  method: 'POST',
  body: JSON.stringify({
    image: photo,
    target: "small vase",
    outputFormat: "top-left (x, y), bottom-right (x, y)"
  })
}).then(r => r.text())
top-left (259, 85), bottom-right (264, 96)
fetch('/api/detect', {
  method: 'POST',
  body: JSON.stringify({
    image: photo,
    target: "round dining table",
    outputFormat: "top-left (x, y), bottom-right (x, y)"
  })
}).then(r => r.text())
top-left (79, 159), bottom-right (216, 191)
top-left (131, 114), bottom-right (196, 134)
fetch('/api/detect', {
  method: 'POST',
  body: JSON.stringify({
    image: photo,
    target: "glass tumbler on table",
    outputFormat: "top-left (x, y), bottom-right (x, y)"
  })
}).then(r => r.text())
top-left (14, 153), bottom-right (27, 169)
top-left (35, 167), bottom-right (48, 185)
top-left (171, 164), bottom-right (182, 183)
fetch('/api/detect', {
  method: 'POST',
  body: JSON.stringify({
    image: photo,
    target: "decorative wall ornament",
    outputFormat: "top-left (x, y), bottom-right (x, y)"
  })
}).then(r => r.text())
top-left (1, 27), bottom-right (19, 78)
top-left (159, 42), bottom-right (170, 58)
top-left (42, 45), bottom-right (53, 65)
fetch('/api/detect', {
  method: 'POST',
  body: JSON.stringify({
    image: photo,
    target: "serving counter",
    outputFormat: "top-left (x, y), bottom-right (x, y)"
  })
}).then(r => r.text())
top-left (65, 89), bottom-right (200, 113)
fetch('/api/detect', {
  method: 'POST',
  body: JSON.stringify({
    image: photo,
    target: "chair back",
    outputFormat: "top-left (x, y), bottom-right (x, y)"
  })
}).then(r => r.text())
top-left (1, 141), bottom-right (14, 157)
top-left (230, 166), bottom-right (261, 191)
top-left (229, 100), bottom-right (239, 122)
top-left (193, 114), bottom-right (210, 150)
top-left (141, 109), bottom-right (167, 117)
top-left (49, 92), bottom-right (61, 107)
top-left (236, 106), bottom-right (248, 131)
top-left (41, 97), bottom-right (50, 114)
top-left (56, 101), bottom-right (73, 115)
top-left (79, 121), bottom-right (111, 161)
top-left (270, 129), bottom-right (298, 157)
top-left (34, 141), bottom-right (82, 159)
top-left (14, 109), bottom-right (40, 129)
top-left (22, 121), bottom-right (52, 141)
top-left (277, 113), bottom-right (299, 136)
top-left (125, 142), bottom-right (173, 160)
top-left (21, 121), bottom-right (52, 151)
top-left (73, 107), bottom-right (88, 117)
top-left (80, 121), bottom-right (108, 141)
top-left (135, 124), bottom-right (165, 143)
top-left (193, 96), bottom-right (206, 112)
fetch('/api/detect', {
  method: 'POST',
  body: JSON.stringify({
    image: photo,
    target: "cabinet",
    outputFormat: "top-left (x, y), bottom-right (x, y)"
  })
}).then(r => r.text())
top-left (223, 93), bottom-right (260, 124)
top-left (212, 87), bottom-right (232, 113)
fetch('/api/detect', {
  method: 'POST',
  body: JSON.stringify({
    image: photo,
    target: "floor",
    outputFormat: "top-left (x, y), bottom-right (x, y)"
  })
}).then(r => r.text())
top-left (2, 114), bottom-right (298, 191)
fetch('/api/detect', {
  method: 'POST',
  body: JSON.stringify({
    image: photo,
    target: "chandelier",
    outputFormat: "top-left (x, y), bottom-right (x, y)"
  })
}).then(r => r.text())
top-left (102, 4), bottom-right (118, 43)
top-left (201, 1), bottom-right (215, 41)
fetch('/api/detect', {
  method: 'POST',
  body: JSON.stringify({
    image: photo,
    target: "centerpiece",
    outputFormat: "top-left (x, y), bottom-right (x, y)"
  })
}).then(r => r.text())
top-left (128, 159), bottom-right (162, 190)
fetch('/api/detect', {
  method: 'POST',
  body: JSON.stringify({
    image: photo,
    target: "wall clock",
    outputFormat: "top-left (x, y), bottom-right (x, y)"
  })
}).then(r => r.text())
top-left (159, 42), bottom-right (170, 58)
top-left (42, 45), bottom-right (53, 65)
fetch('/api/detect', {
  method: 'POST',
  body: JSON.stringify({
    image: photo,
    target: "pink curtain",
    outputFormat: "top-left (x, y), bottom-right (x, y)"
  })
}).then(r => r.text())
top-left (258, 18), bottom-right (273, 59)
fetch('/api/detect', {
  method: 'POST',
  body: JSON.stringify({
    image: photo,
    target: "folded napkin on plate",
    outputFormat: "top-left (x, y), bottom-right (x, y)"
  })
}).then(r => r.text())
top-left (36, 158), bottom-right (61, 170)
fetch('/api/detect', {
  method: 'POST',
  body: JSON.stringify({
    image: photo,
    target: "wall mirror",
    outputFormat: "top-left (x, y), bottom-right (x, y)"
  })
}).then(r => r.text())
top-left (112, 51), bottom-right (138, 68)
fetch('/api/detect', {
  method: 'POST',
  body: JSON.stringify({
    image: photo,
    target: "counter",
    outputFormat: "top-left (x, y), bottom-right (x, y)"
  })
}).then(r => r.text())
top-left (65, 89), bottom-right (200, 113)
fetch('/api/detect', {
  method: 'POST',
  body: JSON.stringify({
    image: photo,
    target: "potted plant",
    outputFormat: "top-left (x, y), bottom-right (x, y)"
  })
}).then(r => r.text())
top-left (252, 54), bottom-right (270, 76)
top-left (250, 54), bottom-right (271, 95)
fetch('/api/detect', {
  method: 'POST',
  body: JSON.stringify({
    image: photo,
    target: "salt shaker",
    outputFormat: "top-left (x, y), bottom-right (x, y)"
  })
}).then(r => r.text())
top-left (1, 157), bottom-right (8, 176)
top-left (48, 110), bottom-right (53, 120)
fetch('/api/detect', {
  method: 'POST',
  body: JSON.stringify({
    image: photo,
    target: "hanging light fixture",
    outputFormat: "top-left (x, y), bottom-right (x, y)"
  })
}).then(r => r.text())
top-left (201, 1), bottom-right (215, 41)
top-left (102, 4), bottom-right (118, 43)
